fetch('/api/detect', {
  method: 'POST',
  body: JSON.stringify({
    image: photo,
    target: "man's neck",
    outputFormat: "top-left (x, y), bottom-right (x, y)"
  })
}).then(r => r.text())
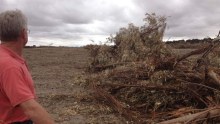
top-left (1, 41), bottom-right (23, 56)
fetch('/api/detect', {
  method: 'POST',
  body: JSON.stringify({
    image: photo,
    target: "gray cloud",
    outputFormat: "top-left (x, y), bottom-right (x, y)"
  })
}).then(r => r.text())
top-left (134, 0), bottom-right (220, 39)
top-left (1, 0), bottom-right (220, 46)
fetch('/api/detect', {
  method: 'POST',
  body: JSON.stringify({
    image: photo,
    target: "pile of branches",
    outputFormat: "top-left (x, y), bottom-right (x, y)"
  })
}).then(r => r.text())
top-left (85, 13), bottom-right (220, 123)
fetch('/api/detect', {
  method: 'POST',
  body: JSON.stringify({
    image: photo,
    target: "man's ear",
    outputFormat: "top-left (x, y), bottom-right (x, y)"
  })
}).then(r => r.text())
top-left (20, 28), bottom-right (28, 46)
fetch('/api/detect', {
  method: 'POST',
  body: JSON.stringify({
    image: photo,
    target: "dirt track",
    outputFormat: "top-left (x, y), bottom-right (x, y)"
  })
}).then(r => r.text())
top-left (23, 47), bottom-right (125, 124)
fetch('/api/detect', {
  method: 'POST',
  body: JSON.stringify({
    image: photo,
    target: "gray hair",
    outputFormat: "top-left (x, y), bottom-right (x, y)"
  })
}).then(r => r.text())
top-left (0, 9), bottom-right (27, 41)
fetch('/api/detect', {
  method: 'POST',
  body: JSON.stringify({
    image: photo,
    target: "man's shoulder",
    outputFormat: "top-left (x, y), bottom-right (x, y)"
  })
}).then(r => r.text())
top-left (0, 56), bottom-right (21, 71)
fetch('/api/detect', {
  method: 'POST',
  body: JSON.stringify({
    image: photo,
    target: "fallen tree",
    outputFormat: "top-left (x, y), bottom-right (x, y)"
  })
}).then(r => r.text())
top-left (85, 13), bottom-right (220, 123)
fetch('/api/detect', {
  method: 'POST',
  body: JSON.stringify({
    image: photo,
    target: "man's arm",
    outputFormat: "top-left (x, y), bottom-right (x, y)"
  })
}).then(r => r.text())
top-left (19, 99), bottom-right (55, 124)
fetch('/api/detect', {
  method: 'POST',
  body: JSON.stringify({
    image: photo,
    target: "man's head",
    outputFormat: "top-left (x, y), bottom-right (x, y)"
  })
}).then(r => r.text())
top-left (0, 9), bottom-right (28, 45)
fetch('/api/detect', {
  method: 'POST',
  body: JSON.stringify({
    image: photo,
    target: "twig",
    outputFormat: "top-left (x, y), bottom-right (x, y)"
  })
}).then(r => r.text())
top-left (177, 79), bottom-right (220, 92)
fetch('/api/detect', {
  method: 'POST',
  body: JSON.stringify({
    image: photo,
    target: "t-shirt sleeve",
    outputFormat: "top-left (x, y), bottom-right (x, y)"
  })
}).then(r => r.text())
top-left (2, 67), bottom-right (35, 107)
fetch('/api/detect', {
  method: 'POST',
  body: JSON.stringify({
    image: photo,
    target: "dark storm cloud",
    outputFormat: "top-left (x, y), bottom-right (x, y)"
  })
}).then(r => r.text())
top-left (1, 0), bottom-right (220, 46)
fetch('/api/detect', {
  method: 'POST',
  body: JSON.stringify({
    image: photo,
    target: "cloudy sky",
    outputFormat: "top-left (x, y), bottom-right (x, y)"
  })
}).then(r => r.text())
top-left (0, 0), bottom-right (220, 46)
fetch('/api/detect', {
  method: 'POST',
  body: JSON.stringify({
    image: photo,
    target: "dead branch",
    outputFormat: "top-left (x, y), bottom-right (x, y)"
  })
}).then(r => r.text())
top-left (158, 106), bottom-right (220, 124)
top-left (192, 37), bottom-right (220, 71)
top-left (103, 83), bottom-right (178, 91)
top-left (186, 88), bottom-right (209, 107)
top-left (164, 107), bottom-right (203, 119)
top-left (176, 45), bottom-right (211, 64)
top-left (177, 79), bottom-right (220, 92)
top-left (217, 30), bottom-right (220, 37)
top-left (176, 37), bottom-right (220, 66)
top-left (90, 63), bottom-right (126, 72)
top-left (207, 68), bottom-right (220, 87)
top-left (92, 82), bottom-right (142, 123)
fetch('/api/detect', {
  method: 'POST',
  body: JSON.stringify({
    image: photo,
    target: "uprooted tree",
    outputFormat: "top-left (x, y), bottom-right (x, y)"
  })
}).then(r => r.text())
top-left (85, 13), bottom-right (220, 123)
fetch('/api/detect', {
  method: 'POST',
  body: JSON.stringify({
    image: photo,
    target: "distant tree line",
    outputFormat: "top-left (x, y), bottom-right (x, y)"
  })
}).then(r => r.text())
top-left (165, 38), bottom-right (217, 49)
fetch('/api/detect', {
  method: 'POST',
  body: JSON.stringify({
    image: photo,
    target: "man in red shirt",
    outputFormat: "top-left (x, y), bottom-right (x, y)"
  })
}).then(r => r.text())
top-left (0, 10), bottom-right (54, 124)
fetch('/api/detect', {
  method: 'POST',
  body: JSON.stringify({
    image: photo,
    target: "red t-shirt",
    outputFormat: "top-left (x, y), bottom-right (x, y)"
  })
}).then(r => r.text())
top-left (0, 45), bottom-right (36, 124)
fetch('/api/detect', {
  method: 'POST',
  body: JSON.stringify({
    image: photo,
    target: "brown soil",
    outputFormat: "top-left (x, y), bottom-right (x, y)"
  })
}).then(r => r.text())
top-left (23, 47), bottom-right (126, 124)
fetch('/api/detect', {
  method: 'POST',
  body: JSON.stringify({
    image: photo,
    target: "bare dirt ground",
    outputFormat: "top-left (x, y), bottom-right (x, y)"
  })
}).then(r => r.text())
top-left (23, 47), bottom-right (197, 124)
top-left (23, 47), bottom-right (126, 124)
